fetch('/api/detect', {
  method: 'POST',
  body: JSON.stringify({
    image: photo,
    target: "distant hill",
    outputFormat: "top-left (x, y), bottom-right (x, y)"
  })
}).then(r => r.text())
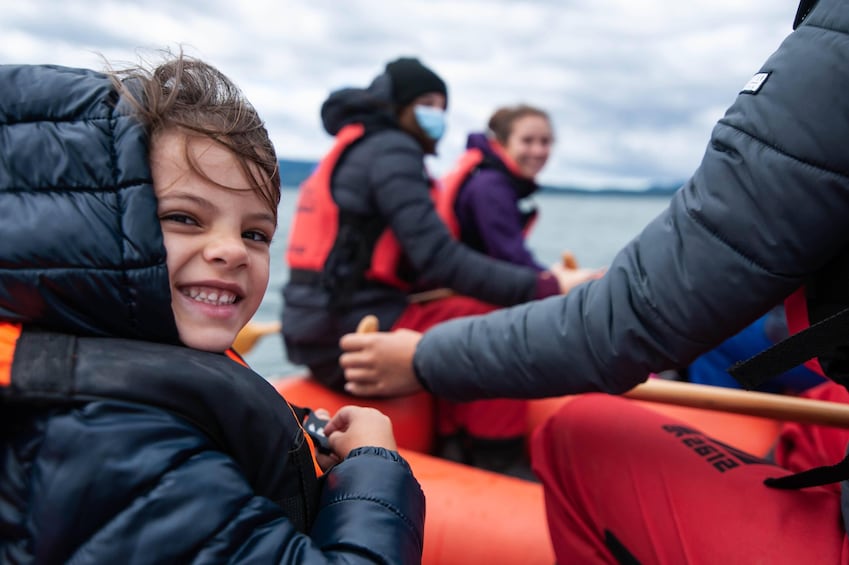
top-left (537, 183), bottom-right (681, 197)
top-left (279, 158), bottom-right (317, 187)
top-left (278, 158), bottom-right (680, 196)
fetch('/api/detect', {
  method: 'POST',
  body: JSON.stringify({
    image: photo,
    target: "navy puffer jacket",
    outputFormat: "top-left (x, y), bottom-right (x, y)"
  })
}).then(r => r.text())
top-left (0, 64), bottom-right (424, 563)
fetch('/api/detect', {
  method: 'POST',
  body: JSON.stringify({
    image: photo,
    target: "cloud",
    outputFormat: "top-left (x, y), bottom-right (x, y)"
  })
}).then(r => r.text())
top-left (1, 0), bottom-right (798, 189)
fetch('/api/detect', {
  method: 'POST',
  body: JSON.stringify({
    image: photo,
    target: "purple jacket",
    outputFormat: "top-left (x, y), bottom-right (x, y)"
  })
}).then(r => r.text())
top-left (454, 133), bottom-right (546, 271)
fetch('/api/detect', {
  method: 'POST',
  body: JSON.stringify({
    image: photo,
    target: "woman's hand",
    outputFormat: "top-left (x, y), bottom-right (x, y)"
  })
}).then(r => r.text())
top-left (548, 263), bottom-right (605, 294)
top-left (339, 329), bottom-right (424, 397)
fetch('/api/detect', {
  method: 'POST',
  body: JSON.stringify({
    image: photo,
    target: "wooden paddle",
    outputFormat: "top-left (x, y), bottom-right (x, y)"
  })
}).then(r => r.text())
top-left (561, 250), bottom-right (578, 270)
top-left (624, 378), bottom-right (849, 428)
top-left (234, 314), bottom-right (380, 356)
top-left (232, 320), bottom-right (281, 355)
top-left (408, 288), bottom-right (455, 304)
top-left (357, 314), bottom-right (379, 334)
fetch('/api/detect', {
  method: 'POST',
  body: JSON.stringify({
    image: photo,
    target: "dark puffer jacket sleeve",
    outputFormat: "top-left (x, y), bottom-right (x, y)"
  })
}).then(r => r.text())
top-left (6, 403), bottom-right (423, 564)
top-left (413, 0), bottom-right (849, 401)
top-left (312, 447), bottom-right (424, 560)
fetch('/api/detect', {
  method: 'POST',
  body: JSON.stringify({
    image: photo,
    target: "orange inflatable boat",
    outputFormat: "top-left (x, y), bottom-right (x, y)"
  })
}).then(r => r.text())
top-left (274, 374), bottom-right (785, 564)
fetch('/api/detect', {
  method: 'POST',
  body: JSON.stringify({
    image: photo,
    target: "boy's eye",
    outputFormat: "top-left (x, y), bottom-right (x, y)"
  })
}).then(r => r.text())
top-left (243, 230), bottom-right (271, 244)
top-left (161, 213), bottom-right (198, 226)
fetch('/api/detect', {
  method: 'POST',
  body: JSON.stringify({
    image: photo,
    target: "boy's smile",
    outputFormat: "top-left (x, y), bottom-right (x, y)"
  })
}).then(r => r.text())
top-left (151, 128), bottom-right (276, 352)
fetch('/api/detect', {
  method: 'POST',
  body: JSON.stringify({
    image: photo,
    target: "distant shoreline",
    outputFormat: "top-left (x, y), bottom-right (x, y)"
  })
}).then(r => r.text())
top-left (278, 158), bottom-right (680, 198)
top-left (536, 185), bottom-right (678, 198)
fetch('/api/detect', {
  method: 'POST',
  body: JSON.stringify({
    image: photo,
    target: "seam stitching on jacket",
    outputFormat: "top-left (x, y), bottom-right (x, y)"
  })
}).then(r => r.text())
top-left (0, 180), bottom-right (151, 194)
top-left (324, 494), bottom-right (423, 544)
top-left (691, 122), bottom-right (849, 273)
top-left (716, 120), bottom-right (849, 182)
top-left (0, 267), bottom-right (157, 274)
top-left (105, 100), bottom-right (138, 332)
top-left (0, 115), bottom-right (116, 127)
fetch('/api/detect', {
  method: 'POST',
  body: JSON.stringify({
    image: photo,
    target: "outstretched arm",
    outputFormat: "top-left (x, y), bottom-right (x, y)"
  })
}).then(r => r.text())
top-left (402, 22), bottom-right (849, 402)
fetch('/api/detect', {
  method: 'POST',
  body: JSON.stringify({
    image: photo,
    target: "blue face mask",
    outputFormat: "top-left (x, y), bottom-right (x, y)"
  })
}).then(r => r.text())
top-left (413, 105), bottom-right (446, 141)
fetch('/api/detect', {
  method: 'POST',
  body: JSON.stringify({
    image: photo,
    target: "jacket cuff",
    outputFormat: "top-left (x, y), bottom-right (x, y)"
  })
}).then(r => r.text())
top-left (347, 446), bottom-right (412, 470)
top-left (534, 271), bottom-right (560, 298)
top-left (411, 350), bottom-right (433, 393)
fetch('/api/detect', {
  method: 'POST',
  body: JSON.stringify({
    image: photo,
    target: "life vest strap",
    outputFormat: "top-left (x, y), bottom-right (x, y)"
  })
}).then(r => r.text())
top-left (5, 328), bottom-right (324, 532)
top-left (3, 329), bottom-right (77, 400)
top-left (288, 268), bottom-right (400, 292)
top-left (764, 452), bottom-right (849, 490)
top-left (288, 269), bottom-right (326, 286)
top-left (728, 305), bottom-right (849, 389)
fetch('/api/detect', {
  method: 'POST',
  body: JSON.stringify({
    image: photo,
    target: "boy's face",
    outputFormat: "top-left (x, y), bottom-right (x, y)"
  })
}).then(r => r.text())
top-left (150, 129), bottom-right (276, 353)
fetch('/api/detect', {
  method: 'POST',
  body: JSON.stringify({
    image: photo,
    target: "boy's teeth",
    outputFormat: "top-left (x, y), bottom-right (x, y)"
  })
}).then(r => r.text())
top-left (183, 287), bottom-right (236, 305)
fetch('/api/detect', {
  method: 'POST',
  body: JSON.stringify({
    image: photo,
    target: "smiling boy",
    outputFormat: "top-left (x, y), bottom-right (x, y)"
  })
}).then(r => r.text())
top-left (0, 54), bottom-right (423, 563)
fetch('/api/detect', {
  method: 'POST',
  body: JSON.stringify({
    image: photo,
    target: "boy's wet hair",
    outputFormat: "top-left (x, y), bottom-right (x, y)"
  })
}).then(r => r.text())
top-left (110, 51), bottom-right (281, 222)
top-left (487, 104), bottom-right (553, 146)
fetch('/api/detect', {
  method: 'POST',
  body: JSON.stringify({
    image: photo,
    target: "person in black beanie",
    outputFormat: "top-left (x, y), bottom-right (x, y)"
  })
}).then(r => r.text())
top-left (382, 56), bottom-right (448, 155)
top-left (385, 57), bottom-right (448, 108)
top-left (281, 56), bottom-right (599, 478)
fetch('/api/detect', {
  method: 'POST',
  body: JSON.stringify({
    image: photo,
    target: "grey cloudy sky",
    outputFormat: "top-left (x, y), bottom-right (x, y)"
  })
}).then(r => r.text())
top-left (3, 0), bottom-right (799, 189)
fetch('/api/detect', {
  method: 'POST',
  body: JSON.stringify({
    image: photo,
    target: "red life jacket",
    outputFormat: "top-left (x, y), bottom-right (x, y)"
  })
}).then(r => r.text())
top-left (728, 258), bottom-right (849, 490)
top-left (729, 256), bottom-right (849, 387)
top-left (286, 123), bottom-right (434, 299)
top-left (436, 148), bottom-right (485, 238)
top-left (436, 143), bottom-right (537, 244)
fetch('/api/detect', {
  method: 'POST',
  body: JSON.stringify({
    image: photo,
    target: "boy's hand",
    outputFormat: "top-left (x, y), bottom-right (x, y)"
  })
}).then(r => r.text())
top-left (307, 408), bottom-right (342, 471)
top-left (339, 329), bottom-right (424, 397)
top-left (323, 405), bottom-right (397, 458)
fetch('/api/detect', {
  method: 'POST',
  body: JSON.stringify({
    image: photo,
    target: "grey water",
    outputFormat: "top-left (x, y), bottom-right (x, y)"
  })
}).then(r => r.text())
top-left (244, 189), bottom-right (673, 379)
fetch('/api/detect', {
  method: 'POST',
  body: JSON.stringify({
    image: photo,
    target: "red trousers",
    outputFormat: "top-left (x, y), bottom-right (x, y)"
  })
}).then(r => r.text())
top-left (531, 387), bottom-right (849, 564)
top-left (392, 296), bottom-right (527, 440)
top-left (774, 381), bottom-right (849, 491)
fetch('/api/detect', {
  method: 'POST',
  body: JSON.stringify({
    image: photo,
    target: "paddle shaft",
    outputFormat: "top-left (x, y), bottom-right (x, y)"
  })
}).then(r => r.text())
top-left (231, 321), bottom-right (281, 355)
top-left (626, 378), bottom-right (849, 428)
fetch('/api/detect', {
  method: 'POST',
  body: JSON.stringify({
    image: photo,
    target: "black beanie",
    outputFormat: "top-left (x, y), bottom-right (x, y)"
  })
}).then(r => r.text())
top-left (384, 57), bottom-right (448, 109)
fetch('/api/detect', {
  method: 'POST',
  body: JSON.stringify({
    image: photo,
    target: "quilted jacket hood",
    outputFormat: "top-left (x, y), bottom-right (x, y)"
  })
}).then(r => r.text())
top-left (0, 64), bottom-right (180, 344)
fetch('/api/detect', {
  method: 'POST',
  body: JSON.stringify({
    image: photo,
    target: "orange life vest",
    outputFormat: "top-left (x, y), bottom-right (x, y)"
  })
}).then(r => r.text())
top-left (436, 148), bottom-right (485, 239)
top-left (436, 143), bottom-right (537, 243)
top-left (286, 123), bottom-right (435, 295)
top-left (0, 322), bottom-right (22, 387)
